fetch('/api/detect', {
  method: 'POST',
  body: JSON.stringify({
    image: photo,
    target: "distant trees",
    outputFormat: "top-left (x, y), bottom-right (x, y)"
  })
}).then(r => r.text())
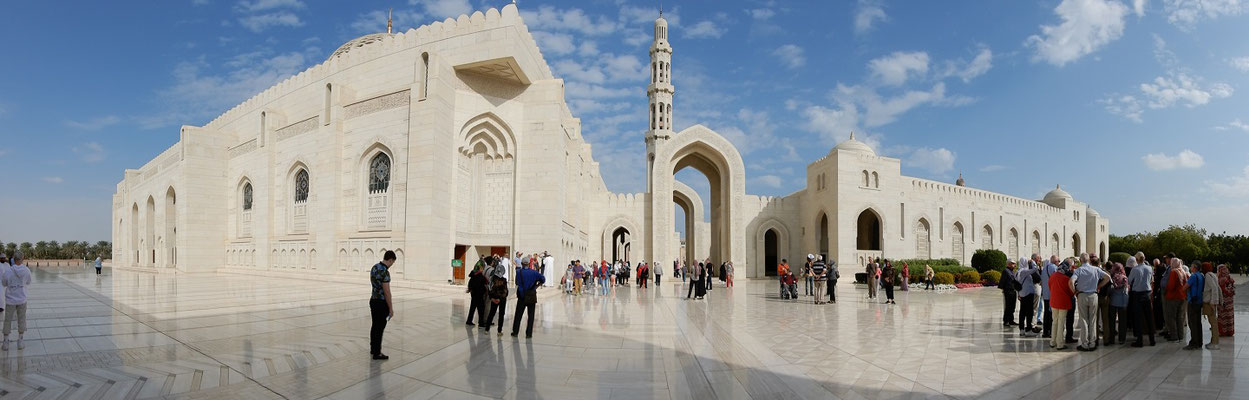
top-left (0, 240), bottom-right (113, 259)
top-left (1110, 224), bottom-right (1249, 270)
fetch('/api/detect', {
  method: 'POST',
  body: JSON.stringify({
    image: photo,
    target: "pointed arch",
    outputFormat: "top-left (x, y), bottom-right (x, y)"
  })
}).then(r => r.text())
top-left (459, 112), bottom-right (517, 159)
top-left (915, 217), bottom-right (932, 259)
top-left (754, 218), bottom-right (791, 277)
top-left (1031, 230), bottom-right (1041, 256)
top-left (856, 207), bottom-right (883, 251)
top-left (360, 141), bottom-right (396, 230)
top-left (952, 221), bottom-right (966, 265)
top-left (1007, 227), bottom-right (1019, 261)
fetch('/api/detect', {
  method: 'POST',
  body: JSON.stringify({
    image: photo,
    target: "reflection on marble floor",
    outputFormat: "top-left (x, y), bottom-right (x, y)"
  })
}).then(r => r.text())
top-left (0, 267), bottom-right (1245, 399)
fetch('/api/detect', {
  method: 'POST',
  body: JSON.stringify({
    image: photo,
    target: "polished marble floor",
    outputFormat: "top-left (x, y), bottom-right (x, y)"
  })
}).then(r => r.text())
top-left (0, 267), bottom-right (1245, 399)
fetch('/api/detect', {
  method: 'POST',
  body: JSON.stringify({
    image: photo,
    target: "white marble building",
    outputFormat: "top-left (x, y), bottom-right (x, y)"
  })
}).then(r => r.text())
top-left (112, 5), bottom-right (1108, 284)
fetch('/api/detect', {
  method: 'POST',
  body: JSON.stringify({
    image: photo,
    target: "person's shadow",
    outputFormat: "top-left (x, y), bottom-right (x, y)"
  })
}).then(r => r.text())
top-left (512, 336), bottom-right (539, 399)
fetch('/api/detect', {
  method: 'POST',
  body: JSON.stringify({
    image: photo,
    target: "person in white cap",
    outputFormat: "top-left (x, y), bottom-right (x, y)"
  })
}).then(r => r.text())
top-left (804, 254), bottom-right (815, 296)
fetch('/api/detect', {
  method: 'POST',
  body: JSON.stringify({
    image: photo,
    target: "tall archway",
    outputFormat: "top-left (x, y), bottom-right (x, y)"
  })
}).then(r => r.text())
top-left (611, 227), bottom-right (631, 264)
top-left (1008, 228), bottom-right (1019, 261)
top-left (130, 203), bottom-right (139, 266)
top-left (1031, 230), bottom-right (1041, 256)
top-left (145, 196), bottom-right (156, 266)
top-left (165, 187), bottom-right (177, 268)
top-left (980, 225), bottom-right (994, 250)
top-left (1099, 241), bottom-right (1106, 259)
top-left (672, 182), bottom-right (702, 266)
top-left (856, 209), bottom-right (882, 251)
top-left (764, 229), bottom-right (778, 276)
top-left (1072, 233), bottom-right (1082, 257)
top-left (1051, 233), bottom-right (1060, 257)
top-left (456, 113), bottom-right (518, 252)
top-left (601, 216), bottom-right (641, 265)
top-left (952, 222), bottom-right (965, 265)
top-left (915, 218), bottom-right (931, 259)
top-left (650, 125), bottom-right (746, 271)
top-left (818, 213), bottom-right (830, 259)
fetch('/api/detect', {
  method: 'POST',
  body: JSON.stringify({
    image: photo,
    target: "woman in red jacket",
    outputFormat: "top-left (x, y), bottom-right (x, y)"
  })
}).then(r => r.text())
top-left (1049, 265), bottom-right (1074, 350)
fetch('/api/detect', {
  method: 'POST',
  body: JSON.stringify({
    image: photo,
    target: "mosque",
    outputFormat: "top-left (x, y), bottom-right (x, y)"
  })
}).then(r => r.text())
top-left (111, 4), bottom-right (1108, 285)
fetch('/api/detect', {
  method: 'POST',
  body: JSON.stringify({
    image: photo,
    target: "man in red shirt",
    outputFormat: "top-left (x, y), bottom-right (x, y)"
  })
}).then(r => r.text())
top-left (777, 259), bottom-right (790, 297)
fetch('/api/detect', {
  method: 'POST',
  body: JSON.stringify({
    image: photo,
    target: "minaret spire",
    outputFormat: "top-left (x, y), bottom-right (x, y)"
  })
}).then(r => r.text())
top-left (387, 8), bottom-right (393, 34)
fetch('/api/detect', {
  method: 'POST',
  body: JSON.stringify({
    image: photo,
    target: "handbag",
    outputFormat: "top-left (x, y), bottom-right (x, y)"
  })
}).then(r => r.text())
top-left (523, 286), bottom-right (537, 306)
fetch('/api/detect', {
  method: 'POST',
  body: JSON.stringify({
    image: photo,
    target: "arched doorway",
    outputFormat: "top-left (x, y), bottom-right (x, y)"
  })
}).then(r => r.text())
top-left (1072, 233), bottom-right (1082, 257)
top-left (165, 187), bottom-right (177, 268)
top-left (1099, 241), bottom-right (1106, 259)
top-left (145, 196), bottom-right (156, 266)
top-left (455, 113), bottom-right (518, 261)
top-left (673, 182), bottom-right (702, 267)
top-left (1051, 233), bottom-right (1060, 257)
top-left (915, 218), bottom-right (931, 259)
top-left (856, 209), bottom-right (882, 251)
top-left (764, 229), bottom-right (778, 276)
top-left (952, 222), bottom-right (965, 265)
top-left (650, 126), bottom-right (746, 272)
top-left (818, 213), bottom-right (830, 259)
top-left (611, 227), bottom-right (631, 264)
top-left (980, 225), bottom-right (994, 250)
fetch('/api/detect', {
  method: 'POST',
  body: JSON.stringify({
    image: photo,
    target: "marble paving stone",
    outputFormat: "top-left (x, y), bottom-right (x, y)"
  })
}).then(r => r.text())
top-left (0, 267), bottom-right (1246, 399)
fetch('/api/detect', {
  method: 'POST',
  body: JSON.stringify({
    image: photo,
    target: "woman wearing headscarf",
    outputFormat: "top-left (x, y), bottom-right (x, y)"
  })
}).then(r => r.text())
top-left (882, 260), bottom-right (897, 304)
top-left (1106, 261), bottom-right (1130, 345)
top-left (1201, 262), bottom-right (1221, 350)
top-left (1217, 264), bottom-right (1235, 337)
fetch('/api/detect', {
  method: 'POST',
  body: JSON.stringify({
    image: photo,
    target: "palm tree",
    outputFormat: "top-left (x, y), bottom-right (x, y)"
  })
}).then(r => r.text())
top-left (19, 242), bottom-right (33, 258)
top-left (35, 241), bottom-right (48, 259)
top-left (48, 240), bottom-right (62, 259)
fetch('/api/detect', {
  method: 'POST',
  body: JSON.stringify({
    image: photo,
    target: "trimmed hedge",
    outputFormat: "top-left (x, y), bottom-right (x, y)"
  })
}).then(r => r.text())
top-left (1108, 252), bottom-right (1131, 265)
top-left (934, 272), bottom-right (955, 285)
top-left (971, 249), bottom-right (1009, 273)
top-left (957, 270), bottom-right (981, 284)
top-left (982, 270), bottom-right (1001, 285)
top-left (906, 263), bottom-right (975, 279)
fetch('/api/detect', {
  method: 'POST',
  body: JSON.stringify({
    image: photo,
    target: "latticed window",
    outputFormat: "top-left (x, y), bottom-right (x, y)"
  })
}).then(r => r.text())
top-left (369, 153), bottom-right (391, 193)
top-left (294, 170), bottom-right (309, 202)
top-left (242, 183), bottom-right (253, 210)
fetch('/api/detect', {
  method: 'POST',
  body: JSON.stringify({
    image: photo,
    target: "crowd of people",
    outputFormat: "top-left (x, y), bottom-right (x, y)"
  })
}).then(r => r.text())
top-left (998, 252), bottom-right (1235, 351)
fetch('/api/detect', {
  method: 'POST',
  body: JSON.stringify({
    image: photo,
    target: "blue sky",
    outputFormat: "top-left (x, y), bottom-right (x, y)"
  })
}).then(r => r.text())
top-left (1, 0), bottom-right (1248, 244)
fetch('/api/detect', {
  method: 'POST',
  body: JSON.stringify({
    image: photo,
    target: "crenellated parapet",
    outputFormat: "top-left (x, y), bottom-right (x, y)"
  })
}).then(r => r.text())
top-left (202, 4), bottom-right (551, 131)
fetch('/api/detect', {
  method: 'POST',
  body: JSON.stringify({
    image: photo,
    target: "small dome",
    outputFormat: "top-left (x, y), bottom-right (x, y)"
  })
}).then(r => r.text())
top-left (831, 132), bottom-right (876, 156)
top-left (1042, 184), bottom-right (1073, 205)
top-left (328, 33), bottom-right (393, 61)
top-left (1086, 207), bottom-right (1100, 217)
top-left (955, 173), bottom-right (965, 187)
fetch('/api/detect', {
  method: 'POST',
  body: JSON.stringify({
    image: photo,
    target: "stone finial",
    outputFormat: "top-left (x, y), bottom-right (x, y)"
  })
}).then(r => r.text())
top-left (956, 173), bottom-right (965, 187)
top-left (849, 131), bottom-right (855, 140)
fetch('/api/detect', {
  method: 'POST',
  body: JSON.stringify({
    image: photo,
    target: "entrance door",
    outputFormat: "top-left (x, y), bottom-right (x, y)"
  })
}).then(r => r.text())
top-left (453, 245), bottom-right (467, 281)
top-left (489, 246), bottom-right (509, 260)
top-left (765, 229), bottom-right (778, 276)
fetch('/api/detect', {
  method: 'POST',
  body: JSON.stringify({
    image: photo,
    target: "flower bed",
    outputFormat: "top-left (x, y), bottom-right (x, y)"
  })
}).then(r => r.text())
top-left (954, 283), bottom-right (986, 289)
top-left (906, 282), bottom-right (958, 292)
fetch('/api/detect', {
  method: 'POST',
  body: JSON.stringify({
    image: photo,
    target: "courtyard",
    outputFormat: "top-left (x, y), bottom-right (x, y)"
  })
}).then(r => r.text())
top-left (0, 267), bottom-right (1244, 399)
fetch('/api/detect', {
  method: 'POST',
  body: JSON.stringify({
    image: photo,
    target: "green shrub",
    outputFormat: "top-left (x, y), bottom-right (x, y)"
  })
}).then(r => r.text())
top-left (971, 249), bottom-right (1009, 273)
top-left (906, 263), bottom-right (976, 279)
top-left (982, 270), bottom-right (1001, 285)
top-left (957, 270), bottom-right (981, 284)
top-left (1108, 252), bottom-right (1131, 265)
top-left (934, 272), bottom-right (955, 285)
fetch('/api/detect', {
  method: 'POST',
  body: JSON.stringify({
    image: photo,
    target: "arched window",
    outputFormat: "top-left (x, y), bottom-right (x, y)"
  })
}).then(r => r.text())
top-left (242, 183), bottom-right (253, 210)
top-left (294, 169), bottom-right (309, 203)
top-left (651, 104), bottom-right (656, 130)
top-left (323, 83), bottom-right (332, 126)
top-left (369, 153), bottom-right (391, 193)
top-left (862, 170), bottom-right (870, 186)
top-left (872, 171), bottom-right (879, 188)
top-left (420, 52), bottom-right (430, 100)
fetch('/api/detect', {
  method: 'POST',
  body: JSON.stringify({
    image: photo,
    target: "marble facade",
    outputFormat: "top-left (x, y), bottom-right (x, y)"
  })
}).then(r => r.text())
top-left (111, 4), bottom-right (1108, 285)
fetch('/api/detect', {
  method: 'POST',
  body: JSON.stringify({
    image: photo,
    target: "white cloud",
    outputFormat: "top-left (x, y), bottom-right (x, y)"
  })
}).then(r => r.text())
top-left (1142, 149), bottom-right (1205, 170)
top-left (72, 142), bottom-right (106, 163)
top-left (235, 0), bottom-right (303, 12)
top-left (748, 8), bottom-right (776, 20)
top-left (1229, 56), bottom-right (1249, 72)
top-left (146, 50), bottom-right (312, 129)
top-left (684, 20), bottom-right (726, 39)
top-left (751, 175), bottom-right (784, 189)
top-left (64, 115), bottom-right (121, 130)
top-left (410, 0), bottom-right (472, 18)
top-left (532, 32), bottom-right (576, 55)
top-left (1163, 0), bottom-right (1245, 29)
top-left (869, 51), bottom-right (929, 86)
top-left (959, 48), bottom-right (993, 82)
top-left (841, 82), bottom-right (969, 127)
top-left (603, 54), bottom-right (645, 80)
top-left (1026, 0), bottom-right (1129, 67)
top-left (907, 147), bottom-right (956, 174)
top-left (578, 41), bottom-right (599, 57)
top-left (1139, 73), bottom-right (1233, 108)
top-left (773, 44), bottom-right (805, 69)
top-left (1101, 95), bottom-right (1144, 122)
top-left (1207, 165), bottom-right (1249, 196)
top-left (1215, 118), bottom-right (1249, 131)
top-left (522, 5), bottom-right (619, 36)
top-left (854, 0), bottom-right (887, 35)
top-left (1134, 0), bottom-right (1148, 15)
top-left (238, 12), bottom-right (302, 32)
top-left (980, 165), bottom-right (1008, 172)
top-left (42, 177), bottom-right (64, 184)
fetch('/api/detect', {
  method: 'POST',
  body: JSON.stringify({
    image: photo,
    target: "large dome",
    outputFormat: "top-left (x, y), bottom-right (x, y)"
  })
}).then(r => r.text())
top-left (1042, 185), bottom-right (1073, 205)
top-left (328, 33), bottom-right (394, 61)
top-left (831, 132), bottom-right (875, 156)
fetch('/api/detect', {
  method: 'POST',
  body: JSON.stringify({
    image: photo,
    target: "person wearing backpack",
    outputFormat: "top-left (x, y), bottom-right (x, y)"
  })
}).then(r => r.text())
top-left (826, 257), bottom-right (840, 303)
top-left (998, 260), bottom-right (1019, 327)
top-left (511, 259), bottom-right (545, 338)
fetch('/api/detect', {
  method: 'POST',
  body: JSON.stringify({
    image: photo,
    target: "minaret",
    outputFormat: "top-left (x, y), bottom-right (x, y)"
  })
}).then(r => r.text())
top-left (646, 11), bottom-right (674, 190)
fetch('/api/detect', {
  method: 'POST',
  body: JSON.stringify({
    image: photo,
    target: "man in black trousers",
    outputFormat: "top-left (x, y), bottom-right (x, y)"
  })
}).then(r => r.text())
top-left (369, 251), bottom-right (397, 360)
top-left (998, 261), bottom-right (1018, 327)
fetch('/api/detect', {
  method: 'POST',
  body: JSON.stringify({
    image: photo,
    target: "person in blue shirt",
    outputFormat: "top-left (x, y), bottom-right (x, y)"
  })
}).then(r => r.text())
top-left (1069, 253), bottom-right (1110, 351)
top-left (1126, 252), bottom-right (1156, 347)
top-left (1183, 265), bottom-right (1205, 350)
top-left (511, 258), bottom-right (546, 339)
top-left (1016, 257), bottom-right (1040, 336)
